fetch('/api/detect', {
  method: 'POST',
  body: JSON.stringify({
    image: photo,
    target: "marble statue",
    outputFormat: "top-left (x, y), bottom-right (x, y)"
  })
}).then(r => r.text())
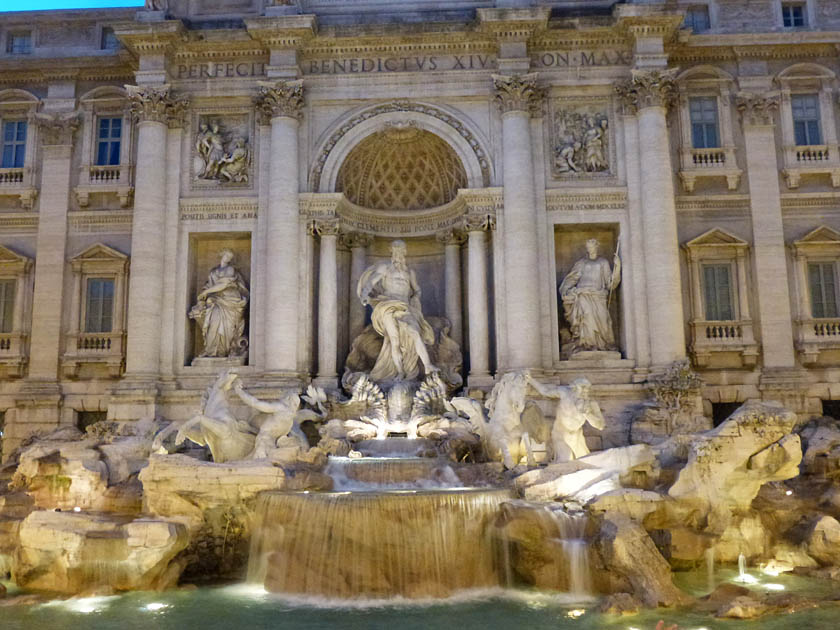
top-left (559, 238), bottom-right (621, 355)
top-left (555, 141), bottom-right (581, 174)
top-left (171, 370), bottom-right (256, 463)
top-left (452, 372), bottom-right (538, 469)
top-left (196, 123), bottom-right (225, 180)
top-left (356, 240), bottom-right (437, 383)
top-left (232, 379), bottom-right (313, 459)
top-left (526, 375), bottom-right (605, 462)
top-left (583, 116), bottom-right (609, 172)
top-left (219, 138), bottom-right (250, 183)
top-left (189, 249), bottom-right (249, 359)
top-left (144, 0), bottom-right (167, 10)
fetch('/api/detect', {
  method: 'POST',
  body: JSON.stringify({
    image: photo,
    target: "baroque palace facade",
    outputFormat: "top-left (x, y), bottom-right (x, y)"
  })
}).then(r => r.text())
top-left (1, 0), bottom-right (840, 457)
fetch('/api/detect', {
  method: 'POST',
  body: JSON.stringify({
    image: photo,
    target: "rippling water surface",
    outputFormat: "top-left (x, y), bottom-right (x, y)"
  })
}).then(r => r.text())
top-left (2, 572), bottom-right (840, 630)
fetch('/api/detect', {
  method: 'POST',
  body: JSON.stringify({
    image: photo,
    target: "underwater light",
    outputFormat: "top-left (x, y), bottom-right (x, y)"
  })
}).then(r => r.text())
top-left (566, 608), bottom-right (585, 618)
top-left (785, 490), bottom-right (793, 496)
top-left (733, 574), bottom-right (759, 584)
top-left (145, 602), bottom-right (169, 611)
top-left (61, 596), bottom-right (116, 614)
top-left (763, 583), bottom-right (785, 591)
top-left (73, 506), bottom-right (81, 512)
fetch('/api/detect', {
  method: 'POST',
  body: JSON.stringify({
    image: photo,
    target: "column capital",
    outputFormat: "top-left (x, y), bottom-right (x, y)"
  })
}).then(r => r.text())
top-left (492, 73), bottom-right (543, 116)
top-left (462, 211), bottom-right (496, 232)
top-left (736, 91), bottom-right (779, 127)
top-left (256, 79), bottom-right (305, 123)
top-left (341, 231), bottom-right (374, 249)
top-left (30, 111), bottom-right (80, 146)
top-left (614, 68), bottom-right (678, 115)
top-left (436, 228), bottom-right (467, 246)
top-left (126, 84), bottom-right (189, 125)
top-left (309, 217), bottom-right (340, 237)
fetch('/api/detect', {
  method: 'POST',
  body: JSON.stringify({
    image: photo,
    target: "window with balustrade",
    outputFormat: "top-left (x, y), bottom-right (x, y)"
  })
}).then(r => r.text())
top-left (95, 117), bottom-right (121, 167)
top-left (63, 243), bottom-right (128, 379)
top-left (676, 67), bottom-right (741, 192)
top-left (690, 97), bottom-right (720, 149)
top-left (0, 245), bottom-right (32, 379)
top-left (684, 228), bottom-right (758, 368)
top-left (1, 120), bottom-right (26, 169)
top-left (791, 94), bottom-right (822, 146)
top-left (776, 64), bottom-right (840, 188)
top-left (75, 86), bottom-right (133, 208)
top-left (0, 278), bottom-right (15, 334)
top-left (792, 226), bottom-right (840, 365)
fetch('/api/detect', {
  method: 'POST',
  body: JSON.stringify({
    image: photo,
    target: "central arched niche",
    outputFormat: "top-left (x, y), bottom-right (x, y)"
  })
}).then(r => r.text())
top-left (336, 123), bottom-right (468, 211)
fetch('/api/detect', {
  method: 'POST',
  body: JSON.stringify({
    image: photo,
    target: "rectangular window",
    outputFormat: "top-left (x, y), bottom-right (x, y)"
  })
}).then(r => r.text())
top-left (6, 31), bottom-right (32, 55)
top-left (809, 262), bottom-right (838, 318)
top-left (689, 96), bottom-right (720, 149)
top-left (85, 278), bottom-right (114, 333)
top-left (703, 264), bottom-right (734, 321)
top-left (792, 94), bottom-right (822, 145)
top-left (1, 120), bottom-right (27, 169)
top-left (95, 117), bottom-right (122, 166)
top-left (684, 6), bottom-right (711, 33)
top-left (782, 4), bottom-right (806, 28)
top-left (100, 27), bottom-right (119, 50)
top-left (0, 279), bottom-right (14, 334)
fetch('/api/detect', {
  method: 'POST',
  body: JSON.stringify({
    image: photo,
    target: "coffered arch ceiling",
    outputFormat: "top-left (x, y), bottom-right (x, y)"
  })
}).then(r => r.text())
top-left (336, 124), bottom-right (468, 211)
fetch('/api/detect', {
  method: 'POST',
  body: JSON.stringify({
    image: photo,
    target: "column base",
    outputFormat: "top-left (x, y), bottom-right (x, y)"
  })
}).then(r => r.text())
top-left (758, 367), bottom-right (813, 419)
top-left (107, 377), bottom-right (161, 421)
top-left (313, 375), bottom-right (339, 391)
top-left (467, 373), bottom-right (496, 389)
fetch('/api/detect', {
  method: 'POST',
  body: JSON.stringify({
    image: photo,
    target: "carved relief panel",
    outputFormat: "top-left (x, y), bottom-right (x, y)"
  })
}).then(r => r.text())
top-left (549, 97), bottom-right (614, 181)
top-left (190, 111), bottom-right (253, 189)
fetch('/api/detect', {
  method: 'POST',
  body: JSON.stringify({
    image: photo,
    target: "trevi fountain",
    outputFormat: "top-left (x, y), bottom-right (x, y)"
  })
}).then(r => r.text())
top-left (2, 237), bottom-right (840, 628)
top-left (3, 0), bottom-right (840, 628)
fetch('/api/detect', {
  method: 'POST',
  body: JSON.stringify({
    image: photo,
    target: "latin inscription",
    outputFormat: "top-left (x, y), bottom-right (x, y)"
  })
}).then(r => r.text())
top-left (534, 50), bottom-right (632, 68)
top-left (177, 62), bottom-right (267, 80)
top-left (180, 210), bottom-right (257, 222)
top-left (305, 54), bottom-right (494, 75)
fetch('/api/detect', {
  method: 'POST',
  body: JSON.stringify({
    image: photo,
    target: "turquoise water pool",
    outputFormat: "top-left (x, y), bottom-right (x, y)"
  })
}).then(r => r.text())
top-left (2, 578), bottom-right (840, 630)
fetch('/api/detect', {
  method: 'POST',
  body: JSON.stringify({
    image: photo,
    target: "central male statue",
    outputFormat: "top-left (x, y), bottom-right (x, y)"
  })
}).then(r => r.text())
top-left (559, 238), bottom-right (621, 354)
top-left (357, 240), bottom-right (437, 382)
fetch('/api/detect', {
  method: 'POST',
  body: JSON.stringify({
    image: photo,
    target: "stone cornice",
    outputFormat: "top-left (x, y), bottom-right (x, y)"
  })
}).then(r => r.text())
top-left (0, 214), bottom-right (38, 234)
top-left (614, 68), bottom-right (678, 114)
top-left (68, 210), bottom-right (133, 234)
top-left (244, 15), bottom-right (317, 49)
top-left (112, 19), bottom-right (185, 58)
top-left (675, 194), bottom-right (751, 214)
top-left (736, 92), bottom-right (779, 127)
top-left (255, 79), bottom-right (305, 122)
top-left (476, 7), bottom-right (551, 42)
top-left (492, 73), bottom-right (543, 115)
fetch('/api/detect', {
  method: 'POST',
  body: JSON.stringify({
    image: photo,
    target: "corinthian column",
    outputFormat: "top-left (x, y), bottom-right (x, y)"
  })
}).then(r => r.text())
top-left (123, 85), bottom-right (187, 380)
top-left (27, 112), bottom-right (79, 380)
top-left (314, 218), bottom-right (339, 386)
top-left (493, 73), bottom-right (543, 370)
top-left (344, 232), bottom-right (373, 343)
top-left (736, 93), bottom-right (796, 368)
top-left (437, 228), bottom-right (466, 347)
top-left (615, 70), bottom-right (686, 366)
top-left (463, 212), bottom-right (495, 385)
top-left (256, 80), bottom-right (304, 374)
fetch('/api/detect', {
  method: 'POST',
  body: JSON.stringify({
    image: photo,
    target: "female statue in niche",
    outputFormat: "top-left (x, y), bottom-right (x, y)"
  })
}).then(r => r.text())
top-left (189, 249), bottom-right (249, 358)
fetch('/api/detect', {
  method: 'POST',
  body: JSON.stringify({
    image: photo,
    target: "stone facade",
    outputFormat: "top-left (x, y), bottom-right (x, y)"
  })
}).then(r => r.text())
top-left (2, 0), bottom-right (840, 457)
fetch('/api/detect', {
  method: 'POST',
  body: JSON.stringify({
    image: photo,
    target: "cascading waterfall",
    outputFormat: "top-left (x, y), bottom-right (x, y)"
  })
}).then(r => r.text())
top-left (325, 457), bottom-right (463, 490)
top-left (551, 509), bottom-right (592, 596)
top-left (247, 487), bottom-right (513, 599)
top-left (705, 547), bottom-right (716, 591)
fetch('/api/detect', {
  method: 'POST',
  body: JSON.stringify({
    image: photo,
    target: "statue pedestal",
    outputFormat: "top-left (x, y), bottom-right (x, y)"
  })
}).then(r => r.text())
top-left (191, 356), bottom-right (247, 369)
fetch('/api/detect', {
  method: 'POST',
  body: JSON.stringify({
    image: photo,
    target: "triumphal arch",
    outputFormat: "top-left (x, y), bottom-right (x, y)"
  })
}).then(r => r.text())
top-left (2, 0), bottom-right (840, 457)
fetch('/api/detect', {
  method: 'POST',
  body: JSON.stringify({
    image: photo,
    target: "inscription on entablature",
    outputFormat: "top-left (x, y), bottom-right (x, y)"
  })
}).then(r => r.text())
top-left (304, 54), bottom-right (495, 75)
top-left (180, 207), bottom-right (258, 222)
top-left (176, 62), bottom-right (267, 80)
top-left (534, 50), bottom-right (632, 69)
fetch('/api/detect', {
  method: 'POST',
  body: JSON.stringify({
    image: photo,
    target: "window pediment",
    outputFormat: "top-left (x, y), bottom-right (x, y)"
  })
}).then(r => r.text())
top-left (684, 228), bottom-right (748, 260)
top-left (793, 225), bottom-right (840, 257)
top-left (69, 243), bottom-right (128, 273)
top-left (0, 244), bottom-right (32, 274)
